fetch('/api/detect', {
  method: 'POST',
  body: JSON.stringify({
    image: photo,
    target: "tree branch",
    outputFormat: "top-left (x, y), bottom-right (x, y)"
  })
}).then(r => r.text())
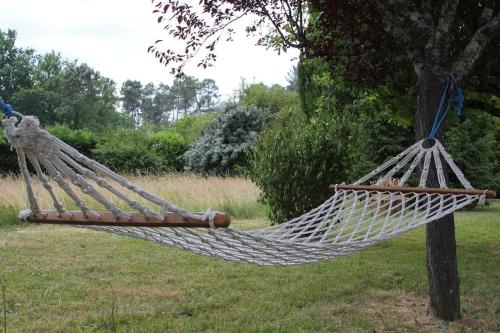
top-left (403, 1), bottom-right (434, 37)
top-left (452, 9), bottom-right (500, 80)
top-left (434, 0), bottom-right (460, 54)
top-left (254, 0), bottom-right (304, 49)
top-left (375, 1), bottom-right (410, 44)
top-left (298, 0), bottom-right (305, 37)
top-left (194, 10), bottom-right (251, 54)
top-left (375, 0), bottom-right (430, 77)
top-left (277, 0), bottom-right (304, 47)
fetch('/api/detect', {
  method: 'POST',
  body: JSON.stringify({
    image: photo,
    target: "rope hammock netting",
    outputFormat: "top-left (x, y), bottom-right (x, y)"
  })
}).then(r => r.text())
top-left (0, 79), bottom-right (495, 265)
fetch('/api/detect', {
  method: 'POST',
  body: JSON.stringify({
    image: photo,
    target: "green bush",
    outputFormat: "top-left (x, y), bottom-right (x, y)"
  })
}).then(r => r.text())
top-left (92, 130), bottom-right (162, 174)
top-left (344, 92), bottom-right (413, 180)
top-left (184, 104), bottom-right (264, 175)
top-left (446, 110), bottom-right (499, 190)
top-left (297, 58), bottom-right (335, 117)
top-left (0, 112), bottom-right (217, 175)
top-left (151, 131), bottom-right (189, 171)
top-left (48, 124), bottom-right (97, 157)
top-left (168, 112), bottom-right (218, 144)
top-left (251, 107), bottom-right (357, 223)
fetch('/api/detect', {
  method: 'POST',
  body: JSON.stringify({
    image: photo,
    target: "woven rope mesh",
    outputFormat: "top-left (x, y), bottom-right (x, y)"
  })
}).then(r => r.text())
top-left (2, 116), bottom-right (484, 265)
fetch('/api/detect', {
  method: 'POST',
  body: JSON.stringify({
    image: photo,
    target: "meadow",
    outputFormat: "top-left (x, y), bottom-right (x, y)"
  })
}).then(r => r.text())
top-left (0, 175), bottom-right (499, 332)
top-left (0, 173), bottom-right (267, 226)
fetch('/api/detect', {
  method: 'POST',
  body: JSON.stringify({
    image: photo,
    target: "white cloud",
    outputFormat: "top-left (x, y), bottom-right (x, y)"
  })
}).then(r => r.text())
top-left (0, 0), bottom-right (298, 97)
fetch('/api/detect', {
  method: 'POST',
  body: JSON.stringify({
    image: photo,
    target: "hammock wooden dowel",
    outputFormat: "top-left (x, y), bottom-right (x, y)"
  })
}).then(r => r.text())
top-left (27, 211), bottom-right (231, 228)
top-left (330, 184), bottom-right (496, 199)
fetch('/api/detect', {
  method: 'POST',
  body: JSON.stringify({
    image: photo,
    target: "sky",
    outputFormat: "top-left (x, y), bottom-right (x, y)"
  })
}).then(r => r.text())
top-left (0, 0), bottom-right (298, 98)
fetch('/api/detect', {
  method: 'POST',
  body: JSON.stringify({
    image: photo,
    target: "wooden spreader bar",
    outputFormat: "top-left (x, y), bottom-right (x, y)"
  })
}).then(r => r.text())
top-left (27, 211), bottom-right (231, 228)
top-left (330, 184), bottom-right (496, 199)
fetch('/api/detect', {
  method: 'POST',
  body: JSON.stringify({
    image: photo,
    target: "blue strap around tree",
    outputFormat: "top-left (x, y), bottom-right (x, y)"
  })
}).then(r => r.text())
top-left (428, 74), bottom-right (464, 139)
top-left (0, 99), bottom-right (14, 118)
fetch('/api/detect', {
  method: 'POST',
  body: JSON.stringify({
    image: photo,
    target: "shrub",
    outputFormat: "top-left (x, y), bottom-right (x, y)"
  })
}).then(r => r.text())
top-left (344, 92), bottom-right (413, 180)
top-left (251, 107), bottom-right (356, 224)
top-left (297, 58), bottom-right (334, 117)
top-left (168, 112), bottom-right (218, 144)
top-left (48, 124), bottom-right (97, 157)
top-left (151, 131), bottom-right (189, 171)
top-left (446, 110), bottom-right (499, 190)
top-left (92, 130), bottom-right (162, 174)
top-left (184, 104), bottom-right (264, 175)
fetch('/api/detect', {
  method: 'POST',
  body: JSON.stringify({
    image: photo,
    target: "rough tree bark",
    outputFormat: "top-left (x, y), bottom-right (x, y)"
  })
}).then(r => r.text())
top-left (415, 65), bottom-right (460, 320)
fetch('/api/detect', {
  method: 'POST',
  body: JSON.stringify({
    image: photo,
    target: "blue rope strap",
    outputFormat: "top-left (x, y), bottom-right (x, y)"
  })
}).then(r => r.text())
top-left (428, 74), bottom-right (464, 139)
top-left (0, 99), bottom-right (14, 118)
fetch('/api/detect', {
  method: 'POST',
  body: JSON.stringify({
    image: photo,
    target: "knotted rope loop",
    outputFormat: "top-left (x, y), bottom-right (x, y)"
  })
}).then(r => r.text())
top-left (202, 208), bottom-right (216, 229)
top-left (478, 190), bottom-right (487, 206)
top-left (18, 209), bottom-right (32, 221)
top-left (428, 73), bottom-right (464, 139)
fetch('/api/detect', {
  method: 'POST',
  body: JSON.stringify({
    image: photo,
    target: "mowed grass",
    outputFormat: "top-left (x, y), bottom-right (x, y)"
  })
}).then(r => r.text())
top-left (0, 174), bottom-right (498, 332)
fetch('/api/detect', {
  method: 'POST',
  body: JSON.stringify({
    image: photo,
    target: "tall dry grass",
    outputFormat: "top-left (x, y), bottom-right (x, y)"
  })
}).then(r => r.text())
top-left (0, 174), bottom-right (266, 220)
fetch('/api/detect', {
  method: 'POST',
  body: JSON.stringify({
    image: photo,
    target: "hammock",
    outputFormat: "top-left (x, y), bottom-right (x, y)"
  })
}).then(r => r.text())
top-left (1, 114), bottom-right (495, 266)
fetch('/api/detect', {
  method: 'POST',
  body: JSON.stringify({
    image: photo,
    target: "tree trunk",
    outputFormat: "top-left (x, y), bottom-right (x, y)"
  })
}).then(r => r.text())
top-left (415, 65), bottom-right (461, 321)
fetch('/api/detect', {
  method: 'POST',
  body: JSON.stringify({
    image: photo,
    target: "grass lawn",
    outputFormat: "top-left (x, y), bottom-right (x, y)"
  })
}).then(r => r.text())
top-left (0, 202), bottom-right (499, 332)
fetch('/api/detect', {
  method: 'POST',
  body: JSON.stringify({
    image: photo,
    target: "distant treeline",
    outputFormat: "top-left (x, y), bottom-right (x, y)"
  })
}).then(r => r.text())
top-left (0, 28), bottom-right (297, 175)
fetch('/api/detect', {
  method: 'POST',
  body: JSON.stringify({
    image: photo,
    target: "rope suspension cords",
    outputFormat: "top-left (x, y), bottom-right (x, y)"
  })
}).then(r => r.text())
top-left (0, 98), bottom-right (496, 266)
top-left (428, 73), bottom-right (464, 140)
top-left (0, 100), bottom-right (229, 228)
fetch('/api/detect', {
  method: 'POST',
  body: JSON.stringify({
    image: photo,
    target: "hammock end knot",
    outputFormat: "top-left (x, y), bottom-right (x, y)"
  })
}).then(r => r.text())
top-left (18, 209), bottom-right (32, 221)
top-left (203, 208), bottom-right (217, 228)
top-left (478, 190), bottom-right (490, 206)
